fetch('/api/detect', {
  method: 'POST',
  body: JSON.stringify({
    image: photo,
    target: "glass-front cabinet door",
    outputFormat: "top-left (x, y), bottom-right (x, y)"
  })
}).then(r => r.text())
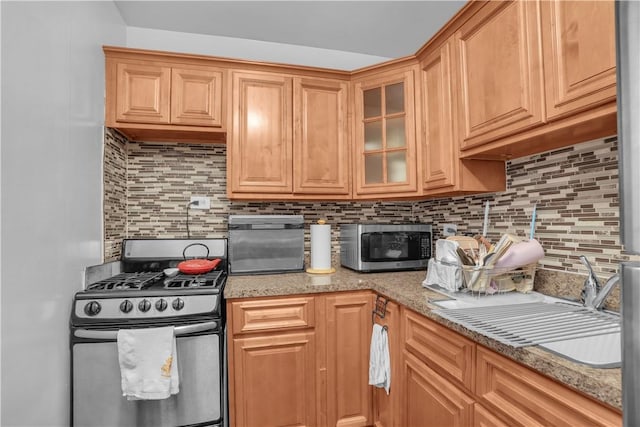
top-left (353, 66), bottom-right (419, 197)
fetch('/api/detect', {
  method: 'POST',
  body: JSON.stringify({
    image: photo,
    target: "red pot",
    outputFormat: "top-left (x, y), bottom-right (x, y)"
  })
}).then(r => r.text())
top-left (177, 243), bottom-right (221, 275)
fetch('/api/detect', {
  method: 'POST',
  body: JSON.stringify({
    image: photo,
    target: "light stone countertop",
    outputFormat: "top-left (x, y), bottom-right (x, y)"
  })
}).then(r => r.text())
top-left (224, 266), bottom-right (622, 411)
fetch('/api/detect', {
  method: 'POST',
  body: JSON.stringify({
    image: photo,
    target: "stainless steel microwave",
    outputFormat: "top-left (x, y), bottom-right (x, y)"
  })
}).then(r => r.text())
top-left (340, 223), bottom-right (432, 272)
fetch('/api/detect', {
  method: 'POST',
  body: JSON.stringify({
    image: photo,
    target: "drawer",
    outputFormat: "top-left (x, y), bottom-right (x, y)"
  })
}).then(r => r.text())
top-left (403, 309), bottom-right (475, 392)
top-left (231, 296), bottom-right (315, 335)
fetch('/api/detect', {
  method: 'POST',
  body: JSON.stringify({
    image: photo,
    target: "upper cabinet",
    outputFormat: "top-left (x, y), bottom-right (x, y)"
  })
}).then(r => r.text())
top-left (420, 37), bottom-right (506, 195)
top-left (353, 65), bottom-right (420, 198)
top-left (228, 71), bottom-right (293, 195)
top-left (227, 71), bottom-right (351, 200)
top-left (455, 0), bottom-right (545, 151)
top-left (454, 0), bottom-right (617, 160)
top-left (540, 0), bottom-right (617, 119)
top-left (104, 47), bottom-right (226, 143)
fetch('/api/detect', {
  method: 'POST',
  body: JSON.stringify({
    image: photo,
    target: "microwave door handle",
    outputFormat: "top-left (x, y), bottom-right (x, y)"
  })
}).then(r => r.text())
top-left (73, 321), bottom-right (218, 340)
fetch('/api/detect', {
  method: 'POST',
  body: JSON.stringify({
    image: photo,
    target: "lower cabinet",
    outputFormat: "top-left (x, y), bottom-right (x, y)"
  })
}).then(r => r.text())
top-left (403, 351), bottom-right (475, 427)
top-left (231, 332), bottom-right (318, 427)
top-left (227, 291), bottom-right (373, 427)
top-left (228, 292), bottom-right (621, 427)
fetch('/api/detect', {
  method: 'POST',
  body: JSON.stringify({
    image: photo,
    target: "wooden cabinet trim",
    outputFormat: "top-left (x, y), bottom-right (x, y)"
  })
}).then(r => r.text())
top-left (230, 296), bottom-right (315, 335)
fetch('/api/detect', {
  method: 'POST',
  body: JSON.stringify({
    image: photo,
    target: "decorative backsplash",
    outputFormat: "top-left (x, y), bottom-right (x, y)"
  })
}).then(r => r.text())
top-left (103, 129), bottom-right (639, 285)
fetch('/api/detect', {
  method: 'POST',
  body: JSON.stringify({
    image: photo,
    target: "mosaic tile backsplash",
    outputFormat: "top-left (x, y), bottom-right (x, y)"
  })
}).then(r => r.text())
top-left (103, 129), bottom-right (638, 289)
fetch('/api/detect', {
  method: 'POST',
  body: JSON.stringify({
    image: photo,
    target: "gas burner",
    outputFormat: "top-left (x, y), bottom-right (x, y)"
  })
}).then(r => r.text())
top-left (87, 272), bottom-right (164, 291)
top-left (165, 270), bottom-right (224, 289)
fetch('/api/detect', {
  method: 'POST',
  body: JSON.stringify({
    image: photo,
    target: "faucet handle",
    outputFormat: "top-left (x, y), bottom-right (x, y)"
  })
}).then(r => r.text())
top-left (579, 255), bottom-right (601, 308)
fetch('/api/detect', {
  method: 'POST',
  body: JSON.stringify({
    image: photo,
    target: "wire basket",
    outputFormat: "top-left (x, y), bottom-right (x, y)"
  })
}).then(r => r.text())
top-left (461, 263), bottom-right (536, 294)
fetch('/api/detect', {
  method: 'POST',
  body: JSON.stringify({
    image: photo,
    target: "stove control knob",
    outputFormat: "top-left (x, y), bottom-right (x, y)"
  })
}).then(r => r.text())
top-left (172, 298), bottom-right (185, 311)
top-left (120, 300), bottom-right (133, 313)
top-left (84, 301), bottom-right (101, 316)
top-left (138, 299), bottom-right (151, 313)
top-left (155, 299), bottom-right (168, 312)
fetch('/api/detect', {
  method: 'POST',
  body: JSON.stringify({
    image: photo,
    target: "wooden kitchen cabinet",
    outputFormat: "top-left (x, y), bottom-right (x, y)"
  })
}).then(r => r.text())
top-left (293, 77), bottom-right (351, 197)
top-left (227, 291), bottom-right (373, 427)
top-left (454, 0), bottom-right (617, 160)
top-left (371, 299), bottom-right (401, 427)
top-left (228, 71), bottom-right (351, 200)
top-left (322, 292), bottom-right (373, 427)
top-left (420, 37), bottom-right (506, 196)
top-left (104, 47), bottom-right (226, 143)
top-left (476, 346), bottom-right (621, 427)
top-left (455, 0), bottom-right (545, 151)
top-left (402, 351), bottom-right (475, 427)
top-left (228, 71), bottom-right (293, 195)
top-left (352, 64), bottom-right (420, 198)
top-left (540, 0), bottom-right (616, 120)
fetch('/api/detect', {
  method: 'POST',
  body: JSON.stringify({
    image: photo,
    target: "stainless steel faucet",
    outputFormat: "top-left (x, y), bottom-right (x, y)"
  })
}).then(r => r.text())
top-left (579, 255), bottom-right (620, 310)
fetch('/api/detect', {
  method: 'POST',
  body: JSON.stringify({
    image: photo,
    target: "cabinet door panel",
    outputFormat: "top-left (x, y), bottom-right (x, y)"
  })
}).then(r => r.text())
top-left (325, 293), bottom-right (373, 427)
top-left (230, 72), bottom-right (292, 193)
top-left (456, 0), bottom-right (544, 149)
top-left (541, 0), bottom-right (616, 119)
top-left (422, 40), bottom-right (456, 189)
top-left (476, 347), bottom-right (621, 427)
top-left (403, 351), bottom-right (475, 427)
top-left (115, 63), bottom-right (171, 124)
top-left (293, 77), bottom-right (350, 195)
top-left (232, 332), bottom-right (316, 427)
top-left (171, 68), bottom-right (223, 127)
top-left (353, 68), bottom-right (419, 197)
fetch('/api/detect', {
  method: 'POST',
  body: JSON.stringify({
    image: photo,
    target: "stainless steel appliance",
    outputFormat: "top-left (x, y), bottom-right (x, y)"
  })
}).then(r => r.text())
top-left (70, 238), bottom-right (228, 427)
top-left (616, 4), bottom-right (640, 426)
top-left (228, 215), bottom-right (304, 275)
top-left (340, 223), bottom-right (432, 272)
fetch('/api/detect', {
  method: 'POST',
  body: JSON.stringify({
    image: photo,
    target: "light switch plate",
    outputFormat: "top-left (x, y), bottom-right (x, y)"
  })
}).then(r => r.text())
top-left (190, 196), bottom-right (210, 210)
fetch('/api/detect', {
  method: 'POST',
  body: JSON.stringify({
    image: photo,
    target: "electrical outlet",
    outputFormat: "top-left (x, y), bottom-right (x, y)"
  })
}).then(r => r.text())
top-left (190, 196), bottom-right (210, 210)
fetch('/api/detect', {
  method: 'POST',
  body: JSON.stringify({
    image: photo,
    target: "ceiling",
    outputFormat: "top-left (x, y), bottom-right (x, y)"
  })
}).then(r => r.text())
top-left (114, 1), bottom-right (466, 59)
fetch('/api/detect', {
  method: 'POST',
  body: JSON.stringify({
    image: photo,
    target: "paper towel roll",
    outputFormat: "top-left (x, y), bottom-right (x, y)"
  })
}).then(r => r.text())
top-left (310, 221), bottom-right (332, 271)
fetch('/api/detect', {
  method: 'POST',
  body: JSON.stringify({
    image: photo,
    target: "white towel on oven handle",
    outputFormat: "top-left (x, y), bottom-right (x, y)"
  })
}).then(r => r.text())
top-left (117, 326), bottom-right (179, 400)
top-left (368, 323), bottom-right (391, 394)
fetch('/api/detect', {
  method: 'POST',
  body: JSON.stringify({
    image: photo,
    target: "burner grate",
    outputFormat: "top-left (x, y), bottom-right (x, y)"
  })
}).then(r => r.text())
top-left (87, 272), bottom-right (164, 291)
top-left (164, 270), bottom-right (224, 289)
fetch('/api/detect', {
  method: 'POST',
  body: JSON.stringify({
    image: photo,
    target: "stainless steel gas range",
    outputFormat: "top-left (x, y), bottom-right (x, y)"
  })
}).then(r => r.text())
top-left (70, 238), bottom-right (228, 427)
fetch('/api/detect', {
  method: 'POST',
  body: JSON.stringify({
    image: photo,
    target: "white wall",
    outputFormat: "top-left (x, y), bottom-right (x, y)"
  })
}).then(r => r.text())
top-left (126, 26), bottom-right (392, 70)
top-left (1, 2), bottom-right (125, 425)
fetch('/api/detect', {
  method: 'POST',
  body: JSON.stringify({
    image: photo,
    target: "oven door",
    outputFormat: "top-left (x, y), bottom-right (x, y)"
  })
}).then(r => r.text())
top-left (71, 321), bottom-right (222, 427)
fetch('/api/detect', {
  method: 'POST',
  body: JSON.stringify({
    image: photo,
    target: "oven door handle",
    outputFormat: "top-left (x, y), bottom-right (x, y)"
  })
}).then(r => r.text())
top-left (74, 321), bottom-right (219, 340)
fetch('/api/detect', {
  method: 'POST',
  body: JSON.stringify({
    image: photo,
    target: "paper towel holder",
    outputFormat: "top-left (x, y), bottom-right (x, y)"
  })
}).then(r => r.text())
top-left (306, 219), bottom-right (336, 274)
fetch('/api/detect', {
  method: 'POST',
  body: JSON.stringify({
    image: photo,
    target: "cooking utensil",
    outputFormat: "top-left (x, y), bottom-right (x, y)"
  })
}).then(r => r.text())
top-left (178, 243), bottom-right (221, 275)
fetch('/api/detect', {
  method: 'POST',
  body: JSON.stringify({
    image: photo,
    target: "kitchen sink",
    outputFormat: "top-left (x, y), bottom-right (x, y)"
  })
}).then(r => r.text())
top-left (427, 287), bottom-right (621, 368)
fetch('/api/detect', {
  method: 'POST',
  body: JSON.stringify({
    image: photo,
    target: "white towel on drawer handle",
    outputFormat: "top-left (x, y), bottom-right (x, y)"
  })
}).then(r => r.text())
top-left (117, 326), bottom-right (179, 400)
top-left (369, 323), bottom-right (391, 394)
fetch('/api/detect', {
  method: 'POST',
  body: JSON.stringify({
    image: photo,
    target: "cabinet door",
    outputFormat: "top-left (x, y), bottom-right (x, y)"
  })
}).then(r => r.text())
top-left (476, 347), bottom-right (621, 427)
top-left (353, 68), bottom-right (419, 197)
top-left (422, 39), bottom-right (457, 190)
top-left (372, 300), bottom-right (400, 427)
top-left (324, 293), bottom-right (373, 427)
top-left (115, 62), bottom-right (171, 124)
top-left (541, 0), bottom-right (616, 120)
top-left (402, 351), bottom-right (475, 427)
top-left (229, 71), bottom-right (293, 194)
top-left (171, 67), bottom-right (224, 127)
top-left (232, 332), bottom-right (317, 427)
top-left (456, 0), bottom-right (544, 149)
top-left (293, 77), bottom-right (350, 196)
top-left (474, 404), bottom-right (510, 427)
